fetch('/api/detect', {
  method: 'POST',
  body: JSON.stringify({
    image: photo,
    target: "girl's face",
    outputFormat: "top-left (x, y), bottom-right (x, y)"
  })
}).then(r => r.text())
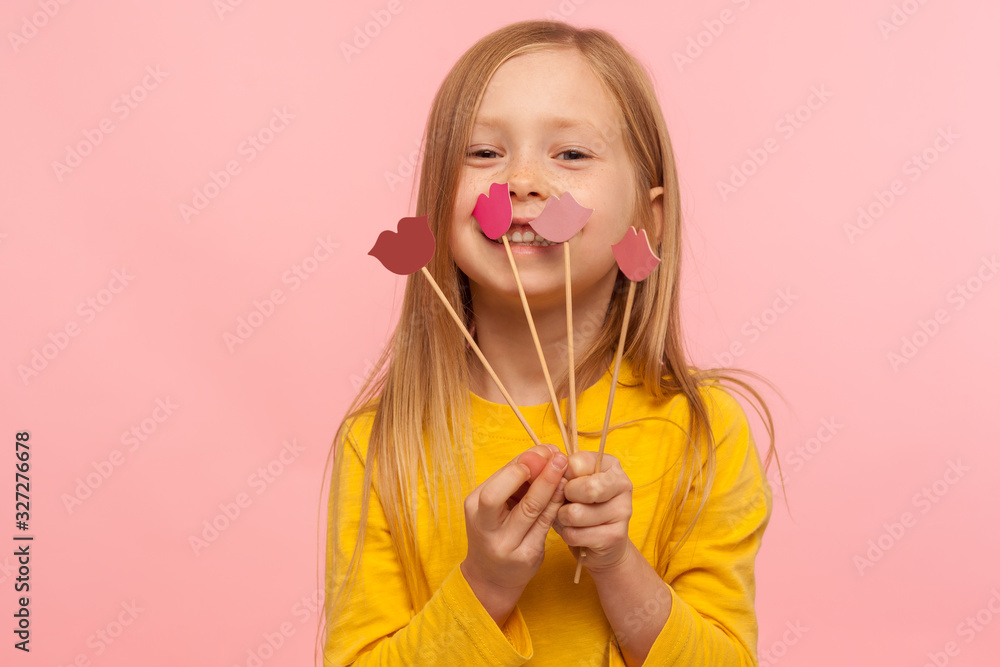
top-left (450, 47), bottom-right (642, 308)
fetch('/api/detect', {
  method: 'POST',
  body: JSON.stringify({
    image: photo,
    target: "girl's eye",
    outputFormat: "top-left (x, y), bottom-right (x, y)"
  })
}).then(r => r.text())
top-left (466, 148), bottom-right (591, 160)
top-left (558, 149), bottom-right (590, 161)
top-left (467, 149), bottom-right (500, 159)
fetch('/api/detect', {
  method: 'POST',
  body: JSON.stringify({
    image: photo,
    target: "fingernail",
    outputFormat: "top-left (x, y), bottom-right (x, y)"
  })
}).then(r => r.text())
top-left (552, 453), bottom-right (567, 469)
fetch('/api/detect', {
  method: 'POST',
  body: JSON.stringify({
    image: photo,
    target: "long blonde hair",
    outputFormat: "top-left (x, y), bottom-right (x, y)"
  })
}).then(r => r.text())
top-left (323, 18), bottom-right (782, 648)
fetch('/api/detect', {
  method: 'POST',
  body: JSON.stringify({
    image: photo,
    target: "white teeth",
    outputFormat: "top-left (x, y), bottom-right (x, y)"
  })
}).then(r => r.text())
top-left (489, 228), bottom-right (557, 246)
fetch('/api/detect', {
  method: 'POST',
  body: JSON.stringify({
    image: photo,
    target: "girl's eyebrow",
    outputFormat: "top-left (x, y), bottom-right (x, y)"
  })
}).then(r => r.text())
top-left (473, 115), bottom-right (603, 135)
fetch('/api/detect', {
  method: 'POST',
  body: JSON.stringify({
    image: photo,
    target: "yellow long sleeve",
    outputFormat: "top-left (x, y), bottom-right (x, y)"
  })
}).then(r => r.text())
top-left (325, 432), bottom-right (533, 666)
top-left (325, 360), bottom-right (772, 666)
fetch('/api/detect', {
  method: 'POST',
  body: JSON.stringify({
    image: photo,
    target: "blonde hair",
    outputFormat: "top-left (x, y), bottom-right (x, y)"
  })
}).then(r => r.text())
top-left (322, 18), bottom-right (782, 651)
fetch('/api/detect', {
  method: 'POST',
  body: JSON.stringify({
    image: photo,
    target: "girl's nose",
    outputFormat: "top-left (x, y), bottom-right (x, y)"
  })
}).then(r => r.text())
top-left (505, 158), bottom-right (551, 210)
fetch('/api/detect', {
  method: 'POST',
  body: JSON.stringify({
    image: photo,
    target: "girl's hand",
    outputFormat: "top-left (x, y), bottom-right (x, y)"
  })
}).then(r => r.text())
top-left (461, 444), bottom-right (568, 624)
top-left (553, 451), bottom-right (634, 574)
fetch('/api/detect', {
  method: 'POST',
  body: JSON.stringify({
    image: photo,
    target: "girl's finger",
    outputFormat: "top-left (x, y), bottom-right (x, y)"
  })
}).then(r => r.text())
top-left (475, 444), bottom-right (551, 493)
top-left (523, 477), bottom-right (567, 546)
top-left (564, 468), bottom-right (632, 505)
top-left (476, 461), bottom-right (533, 528)
top-left (515, 445), bottom-right (557, 479)
top-left (555, 521), bottom-right (623, 551)
top-left (556, 496), bottom-right (627, 528)
top-left (506, 451), bottom-right (568, 539)
top-left (563, 452), bottom-right (630, 505)
top-left (564, 450), bottom-right (616, 480)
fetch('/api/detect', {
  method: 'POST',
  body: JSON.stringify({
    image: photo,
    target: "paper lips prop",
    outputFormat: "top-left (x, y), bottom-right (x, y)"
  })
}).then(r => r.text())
top-left (530, 191), bottom-right (594, 243)
top-left (366, 211), bottom-right (544, 448)
top-left (368, 215), bottom-right (436, 275)
top-left (611, 227), bottom-right (660, 281)
top-left (472, 182), bottom-right (513, 239)
top-left (472, 182), bottom-right (594, 243)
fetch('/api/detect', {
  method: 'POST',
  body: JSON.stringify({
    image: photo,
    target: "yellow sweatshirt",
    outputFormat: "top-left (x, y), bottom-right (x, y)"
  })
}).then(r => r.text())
top-left (325, 359), bottom-right (773, 666)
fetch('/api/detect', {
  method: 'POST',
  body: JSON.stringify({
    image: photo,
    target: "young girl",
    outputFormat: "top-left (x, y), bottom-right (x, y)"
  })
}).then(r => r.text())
top-left (324, 20), bottom-right (779, 667)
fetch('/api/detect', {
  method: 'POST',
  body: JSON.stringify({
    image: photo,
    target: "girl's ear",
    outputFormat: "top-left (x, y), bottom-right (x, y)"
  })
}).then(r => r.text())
top-left (649, 186), bottom-right (665, 246)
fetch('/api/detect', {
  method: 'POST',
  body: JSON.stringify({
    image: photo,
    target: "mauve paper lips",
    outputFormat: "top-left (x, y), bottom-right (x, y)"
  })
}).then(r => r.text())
top-left (612, 227), bottom-right (660, 281)
top-left (368, 215), bottom-right (435, 275)
top-left (472, 182), bottom-right (513, 239)
top-left (530, 191), bottom-right (593, 243)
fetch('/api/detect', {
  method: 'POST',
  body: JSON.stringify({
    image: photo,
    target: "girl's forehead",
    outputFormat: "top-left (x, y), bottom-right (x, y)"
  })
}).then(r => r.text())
top-left (475, 49), bottom-right (622, 132)
top-left (485, 48), bottom-right (599, 93)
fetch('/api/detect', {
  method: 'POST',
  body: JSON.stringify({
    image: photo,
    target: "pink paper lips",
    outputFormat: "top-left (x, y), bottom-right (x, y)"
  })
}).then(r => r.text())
top-left (529, 191), bottom-right (593, 243)
top-left (472, 182), bottom-right (594, 242)
top-left (368, 215), bottom-right (435, 275)
top-left (612, 227), bottom-right (660, 281)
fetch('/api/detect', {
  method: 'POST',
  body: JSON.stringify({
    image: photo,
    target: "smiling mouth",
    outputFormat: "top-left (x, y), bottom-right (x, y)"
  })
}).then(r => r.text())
top-left (485, 224), bottom-right (560, 247)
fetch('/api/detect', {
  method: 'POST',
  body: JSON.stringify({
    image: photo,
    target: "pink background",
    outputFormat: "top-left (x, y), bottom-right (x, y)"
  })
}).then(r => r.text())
top-left (2, 1), bottom-right (998, 665)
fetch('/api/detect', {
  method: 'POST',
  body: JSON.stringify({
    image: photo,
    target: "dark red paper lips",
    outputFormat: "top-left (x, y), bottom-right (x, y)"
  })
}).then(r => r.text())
top-left (612, 227), bottom-right (660, 281)
top-left (530, 191), bottom-right (593, 243)
top-left (368, 215), bottom-right (435, 275)
top-left (472, 182), bottom-right (513, 239)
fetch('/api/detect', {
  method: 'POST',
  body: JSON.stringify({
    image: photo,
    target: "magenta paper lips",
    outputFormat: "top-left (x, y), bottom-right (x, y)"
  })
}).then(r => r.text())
top-left (368, 215), bottom-right (435, 275)
top-left (472, 182), bottom-right (513, 239)
top-left (472, 182), bottom-right (594, 242)
top-left (611, 227), bottom-right (660, 281)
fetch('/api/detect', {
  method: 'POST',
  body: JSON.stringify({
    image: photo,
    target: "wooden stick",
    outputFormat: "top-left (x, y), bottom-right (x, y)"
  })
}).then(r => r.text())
top-left (565, 243), bottom-right (577, 456)
top-left (596, 279), bottom-right (635, 471)
top-left (500, 236), bottom-right (570, 452)
top-left (420, 266), bottom-right (541, 448)
top-left (574, 279), bottom-right (636, 584)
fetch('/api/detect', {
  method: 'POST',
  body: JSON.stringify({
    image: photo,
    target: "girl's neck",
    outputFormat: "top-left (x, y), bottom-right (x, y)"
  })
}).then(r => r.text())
top-left (468, 279), bottom-right (615, 407)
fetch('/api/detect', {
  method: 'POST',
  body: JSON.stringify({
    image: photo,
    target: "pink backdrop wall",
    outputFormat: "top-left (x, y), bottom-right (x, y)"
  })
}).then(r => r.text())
top-left (3, 1), bottom-right (998, 665)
